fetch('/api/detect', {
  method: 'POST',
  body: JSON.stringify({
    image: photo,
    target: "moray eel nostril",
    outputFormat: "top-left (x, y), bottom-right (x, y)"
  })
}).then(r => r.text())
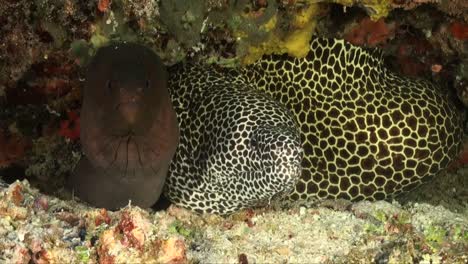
top-left (67, 43), bottom-right (179, 210)
top-left (118, 102), bottom-right (140, 124)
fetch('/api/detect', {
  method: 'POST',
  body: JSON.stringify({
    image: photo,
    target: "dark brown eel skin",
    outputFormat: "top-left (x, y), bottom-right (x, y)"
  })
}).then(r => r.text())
top-left (67, 43), bottom-right (179, 209)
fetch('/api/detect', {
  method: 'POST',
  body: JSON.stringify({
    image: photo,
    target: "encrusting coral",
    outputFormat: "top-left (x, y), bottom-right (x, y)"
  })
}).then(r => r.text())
top-left (209, 0), bottom-right (324, 64)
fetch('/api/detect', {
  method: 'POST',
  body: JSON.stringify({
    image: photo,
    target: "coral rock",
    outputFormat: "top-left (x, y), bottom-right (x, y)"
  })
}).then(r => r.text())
top-left (116, 210), bottom-right (151, 250)
top-left (94, 208), bottom-right (112, 227)
top-left (11, 246), bottom-right (31, 264)
top-left (344, 17), bottom-right (394, 47)
top-left (58, 111), bottom-right (80, 141)
top-left (157, 238), bottom-right (187, 264)
top-left (98, 0), bottom-right (111, 13)
top-left (0, 130), bottom-right (30, 168)
top-left (449, 21), bottom-right (468, 41)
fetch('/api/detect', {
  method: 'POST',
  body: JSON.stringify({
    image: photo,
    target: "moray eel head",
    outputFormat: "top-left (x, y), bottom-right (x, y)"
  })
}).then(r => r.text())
top-left (251, 125), bottom-right (302, 195)
top-left (164, 74), bottom-right (303, 214)
top-left (84, 43), bottom-right (168, 135)
top-left (68, 43), bottom-right (179, 209)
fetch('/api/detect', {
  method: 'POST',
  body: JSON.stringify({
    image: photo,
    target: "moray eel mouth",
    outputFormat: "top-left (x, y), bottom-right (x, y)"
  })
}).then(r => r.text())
top-left (92, 130), bottom-right (164, 182)
top-left (80, 87), bottom-right (176, 183)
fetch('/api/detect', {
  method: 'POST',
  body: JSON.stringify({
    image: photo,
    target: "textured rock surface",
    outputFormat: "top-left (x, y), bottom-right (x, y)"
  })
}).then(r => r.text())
top-left (0, 175), bottom-right (466, 263)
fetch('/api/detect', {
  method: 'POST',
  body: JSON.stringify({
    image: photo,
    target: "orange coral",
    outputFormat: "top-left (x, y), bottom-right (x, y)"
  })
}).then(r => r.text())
top-left (95, 208), bottom-right (112, 226)
top-left (58, 111), bottom-right (80, 140)
top-left (449, 21), bottom-right (468, 40)
top-left (98, 0), bottom-right (111, 13)
top-left (344, 18), bottom-right (394, 47)
top-left (11, 184), bottom-right (24, 206)
top-left (117, 211), bottom-right (143, 250)
top-left (97, 231), bottom-right (116, 264)
top-left (12, 246), bottom-right (31, 264)
top-left (1, 182), bottom-right (29, 220)
top-left (157, 238), bottom-right (187, 264)
top-left (431, 64), bottom-right (443, 73)
top-left (395, 37), bottom-right (433, 77)
top-left (96, 209), bottom-right (185, 263)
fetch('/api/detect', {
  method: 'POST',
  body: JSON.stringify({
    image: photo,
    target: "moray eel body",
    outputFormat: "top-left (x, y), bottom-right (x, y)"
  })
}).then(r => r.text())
top-left (68, 43), bottom-right (179, 209)
top-left (242, 37), bottom-right (464, 204)
top-left (165, 37), bottom-right (463, 214)
top-left (165, 64), bottom-right (303, 214)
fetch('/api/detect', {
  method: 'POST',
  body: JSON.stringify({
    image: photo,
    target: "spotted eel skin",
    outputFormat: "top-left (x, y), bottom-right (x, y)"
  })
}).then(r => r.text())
top-left (243, 37), bottom-right (464, 204)
top-left (165, 64), bottom-right (303, 214)
top-left (164, 37), bottom-right (463, 214)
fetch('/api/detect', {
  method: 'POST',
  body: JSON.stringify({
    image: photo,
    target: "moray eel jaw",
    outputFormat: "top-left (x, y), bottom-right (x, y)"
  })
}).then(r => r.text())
top-left (68, 43), bottom-right (179, 210)
top-left (71, 157), bottom-right (168, 209)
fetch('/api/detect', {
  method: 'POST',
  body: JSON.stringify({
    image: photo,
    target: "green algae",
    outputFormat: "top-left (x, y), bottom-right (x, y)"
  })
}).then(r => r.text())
top-left (168, 220), bottom-right (194, 238)
top-left (423, 224), bottom-right (446, 249)
top-left (452, 224), bottom-right (468, 242)
top-left (159, 0), bottom-right (206, 48)
top-left (75, 245), bottom-right (91, 263)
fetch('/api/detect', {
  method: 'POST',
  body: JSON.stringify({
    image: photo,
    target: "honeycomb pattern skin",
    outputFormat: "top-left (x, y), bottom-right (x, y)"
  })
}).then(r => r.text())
top-left (165, 64), bottom-right (303, 214)
top-left (243, 37), bottom-right (464, 204)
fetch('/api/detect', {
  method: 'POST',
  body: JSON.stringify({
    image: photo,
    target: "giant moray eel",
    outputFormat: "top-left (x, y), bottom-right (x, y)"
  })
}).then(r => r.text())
top-left (68, 43), bottom-right (179, 209)
top-left (165, 37), bottom-right (464, 214)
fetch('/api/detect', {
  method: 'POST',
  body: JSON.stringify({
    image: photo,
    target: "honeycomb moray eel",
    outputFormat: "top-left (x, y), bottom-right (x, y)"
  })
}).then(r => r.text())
top-left (241, 37), bottom-right (464, 204)
top-left (165, 64), bottom-right (303, 214)
top-left (166, 37), bottom-right (464, 214)
top-left (68, 43), bottom-right (179, 209)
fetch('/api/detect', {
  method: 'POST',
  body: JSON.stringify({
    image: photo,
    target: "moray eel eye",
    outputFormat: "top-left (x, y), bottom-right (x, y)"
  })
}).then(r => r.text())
top-left (250, 136), bottom-right (258, 149)
top-left (106, 80), bottom-right (112, 93)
